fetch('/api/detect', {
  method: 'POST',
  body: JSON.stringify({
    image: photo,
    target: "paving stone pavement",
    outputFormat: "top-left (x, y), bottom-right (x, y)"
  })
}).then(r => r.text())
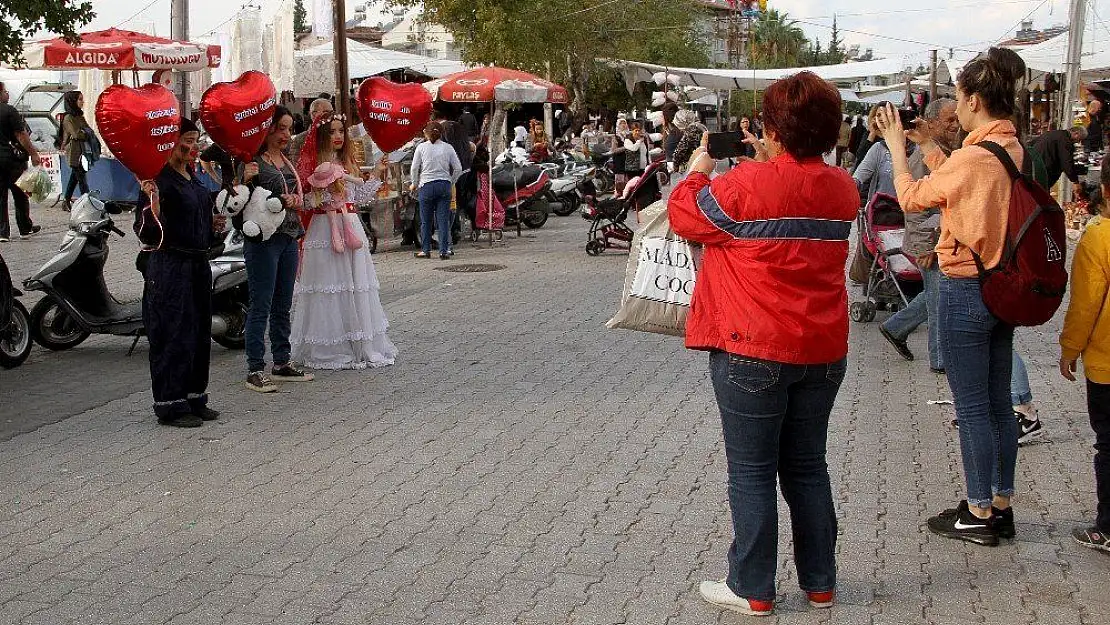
top-left (1, 200), bottom-right (1108, 625)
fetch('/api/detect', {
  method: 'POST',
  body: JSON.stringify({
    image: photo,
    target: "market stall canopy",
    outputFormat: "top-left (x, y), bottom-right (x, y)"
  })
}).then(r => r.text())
top-left (294, 39), bottom-right (465, 97)
top-left (13, 28), bottom-right (221, 71)
top-left (424, 67), bottom-right (569, 103)
top-left (493, 80), bottom-right (550, 103)
top-left (1015, 31), bottom-right (1110, 79)
top-left (612, 57), bottom-right (909, 92)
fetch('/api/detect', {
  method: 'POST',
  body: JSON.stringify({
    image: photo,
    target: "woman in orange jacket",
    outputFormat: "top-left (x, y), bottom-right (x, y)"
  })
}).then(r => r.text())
top-left (876, 47), bottom-right (1027, 547)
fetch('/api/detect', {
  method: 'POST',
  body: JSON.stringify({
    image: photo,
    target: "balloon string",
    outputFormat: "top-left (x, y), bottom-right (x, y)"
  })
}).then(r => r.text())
top-left (138, 177), bottom-right (164, 251)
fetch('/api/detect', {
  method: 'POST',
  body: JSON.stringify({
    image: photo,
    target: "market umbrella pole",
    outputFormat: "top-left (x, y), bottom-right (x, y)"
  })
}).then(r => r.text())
top-left (488, 102), bottom-right (495, 247)
top-left (171, 0), bottom-right (190, 115)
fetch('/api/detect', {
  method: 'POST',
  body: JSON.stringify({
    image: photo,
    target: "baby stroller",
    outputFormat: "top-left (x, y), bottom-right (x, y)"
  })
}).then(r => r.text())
top-left (582, 156), bottom-right (669, 256)
top-left (850, 192), bottom-right (923, 322)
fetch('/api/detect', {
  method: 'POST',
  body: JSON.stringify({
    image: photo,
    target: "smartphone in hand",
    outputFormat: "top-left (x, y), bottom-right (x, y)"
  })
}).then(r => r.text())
top-left (898, 108), bottom-right (918, 129)
top-left (707, 131), bottom-right (744, 160)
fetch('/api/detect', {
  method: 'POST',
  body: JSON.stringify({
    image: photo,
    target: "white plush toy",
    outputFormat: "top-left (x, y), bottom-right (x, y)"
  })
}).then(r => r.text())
top-left (215, 184), bottom-right (285, 240)
top-left (215, 184), bottom-right (251, 219)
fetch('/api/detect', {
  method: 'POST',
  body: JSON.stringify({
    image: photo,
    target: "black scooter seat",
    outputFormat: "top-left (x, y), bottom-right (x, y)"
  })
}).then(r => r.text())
top-left (491, 165), bottom-right (545, 192)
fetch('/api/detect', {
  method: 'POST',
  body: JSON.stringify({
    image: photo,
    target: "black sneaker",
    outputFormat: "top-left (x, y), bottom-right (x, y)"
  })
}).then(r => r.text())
top-left (271, 363), bottom-right (315, 382)
top-left (158, 413), bottom-right (204, 428)
top-left (992, 506), bottom-right (1015, 539)
top-left (1073, 527), bottom-right (1110, 553)
top-left (927, 500), bottom-right (998, 546)
top-left (879, 325), bottom-right (914, 361)
top-left (194, 407), bottom-right (221, 421)
top-left (1016, 411), bottom-right (1044, 446)
top-left (17, 225), bottom-right (41, 239)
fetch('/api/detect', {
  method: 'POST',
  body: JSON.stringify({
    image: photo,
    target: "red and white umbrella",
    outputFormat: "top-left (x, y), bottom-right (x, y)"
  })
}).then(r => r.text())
top-left (16, 28), bottom-right (220, 71)
top-left (425, 67), bottom-right (568, 104)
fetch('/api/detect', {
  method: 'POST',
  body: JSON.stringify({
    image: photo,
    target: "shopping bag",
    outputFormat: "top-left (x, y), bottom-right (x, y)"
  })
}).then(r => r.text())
top-left (16, 167), bottom-right (54, 204)
top-left (606, 200), bottom-right (698, 337)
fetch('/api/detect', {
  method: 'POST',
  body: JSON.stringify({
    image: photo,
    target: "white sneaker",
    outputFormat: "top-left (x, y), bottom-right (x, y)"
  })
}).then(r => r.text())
top-left (698, 580), bottom-right (774, 616)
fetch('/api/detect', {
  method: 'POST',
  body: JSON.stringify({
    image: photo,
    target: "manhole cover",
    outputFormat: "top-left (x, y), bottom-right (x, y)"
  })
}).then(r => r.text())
top-left (434, 263), bottom-right (507, 273)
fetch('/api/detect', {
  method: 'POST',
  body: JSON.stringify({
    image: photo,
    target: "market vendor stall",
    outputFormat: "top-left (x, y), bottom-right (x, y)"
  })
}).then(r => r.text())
top-left (424, 68), bottom-right (568, 244)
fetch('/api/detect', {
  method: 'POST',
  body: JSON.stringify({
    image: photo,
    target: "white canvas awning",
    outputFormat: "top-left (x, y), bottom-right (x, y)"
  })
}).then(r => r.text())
top-left (294, 39), bottom-right (466, 97)
top-left (612, 57), bottom-right (909, 92)
top-left (1015, 31), bottom-right (1110, 79)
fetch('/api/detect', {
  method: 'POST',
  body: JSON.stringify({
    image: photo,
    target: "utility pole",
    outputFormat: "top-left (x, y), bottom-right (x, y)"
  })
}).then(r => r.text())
top-left (170, 0), bottom-right (190, 118)
top-left (1062, 0), bottom-right (1087, 204)
top-left (929, 49), bottom-right (938, 103)
top-left (1062, 0), bottom-right (1087, 130)
top-left (333, 0), bottom-right (352, 122)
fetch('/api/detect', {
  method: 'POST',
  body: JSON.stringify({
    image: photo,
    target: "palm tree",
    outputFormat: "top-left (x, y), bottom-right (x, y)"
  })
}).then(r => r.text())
top-left (748, 9), bottom-right (808, 70)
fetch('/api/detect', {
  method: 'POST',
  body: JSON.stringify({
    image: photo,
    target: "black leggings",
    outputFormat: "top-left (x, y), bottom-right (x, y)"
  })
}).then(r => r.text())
top-left (65, 162), bottom-right (89, 200)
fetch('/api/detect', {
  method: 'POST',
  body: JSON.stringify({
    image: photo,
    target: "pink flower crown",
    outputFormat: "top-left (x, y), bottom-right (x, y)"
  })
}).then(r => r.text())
top-left (315, 113), bottom-right (347, 128)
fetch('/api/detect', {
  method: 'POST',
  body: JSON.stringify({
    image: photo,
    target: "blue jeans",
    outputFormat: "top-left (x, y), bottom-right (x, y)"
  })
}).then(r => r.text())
top-left (709, 351), bottom-right (844, 602)
top-left (1011, 351), bottom-right (1032, 406)
top-left (938, 276), bottom-right (1017, 508)
top-left (882, 263), bottom-right (943, 370)
top-left (244, 233), bottom-right (299, 373)
top-left (418, 180), bottom-right (453, 256)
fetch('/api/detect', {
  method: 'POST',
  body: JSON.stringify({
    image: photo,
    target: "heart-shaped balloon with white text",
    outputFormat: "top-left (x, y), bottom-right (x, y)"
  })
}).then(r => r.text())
top-left (95, 84), bottom-right (180, 181)
top-left (357, 77), bottom-right (433, 152)
top-left (199, 71), bottom-right (277, 161)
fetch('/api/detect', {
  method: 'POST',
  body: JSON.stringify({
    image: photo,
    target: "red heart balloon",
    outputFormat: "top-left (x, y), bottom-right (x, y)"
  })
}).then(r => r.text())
top-left (95, 84), bottom-right (180, 181)
top-left (199, 71), bottom-right (277, 161)
top-left (357, 77), bottom-right (433, 152)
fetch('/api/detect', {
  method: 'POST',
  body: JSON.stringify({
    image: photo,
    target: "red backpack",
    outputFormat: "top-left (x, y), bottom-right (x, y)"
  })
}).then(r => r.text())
top-left (966, 141), bottom-right (1068, 326)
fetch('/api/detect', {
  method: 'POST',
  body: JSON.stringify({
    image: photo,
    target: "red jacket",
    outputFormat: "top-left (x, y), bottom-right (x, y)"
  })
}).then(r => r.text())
top-left (668, 155), bottom-right (858, 364)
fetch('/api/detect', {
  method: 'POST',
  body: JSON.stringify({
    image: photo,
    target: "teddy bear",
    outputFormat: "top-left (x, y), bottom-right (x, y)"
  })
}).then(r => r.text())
top-left (215, 184), bottom-right (286, 240)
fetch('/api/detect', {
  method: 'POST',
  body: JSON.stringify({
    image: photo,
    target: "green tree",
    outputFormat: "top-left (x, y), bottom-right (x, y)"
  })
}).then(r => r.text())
top-left (294, 0), bottom-right (308, 34)
top-left (388, 0), bottom-right (709, 121)
top-left (825, 16), bottom-right (845, 65)
top-left (1, 0), bottom-right (94, 66)
top-left (748, 9), bottom-right (807, 69)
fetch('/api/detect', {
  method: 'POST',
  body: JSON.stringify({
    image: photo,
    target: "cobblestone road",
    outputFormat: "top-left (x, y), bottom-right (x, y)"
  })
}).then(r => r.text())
top-left (0, 201), bottom-right (1107, 624)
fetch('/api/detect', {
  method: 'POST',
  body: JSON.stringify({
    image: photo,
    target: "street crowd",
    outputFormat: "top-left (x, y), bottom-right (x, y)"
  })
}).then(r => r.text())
top-left (0, 44), bottom-right (1108, 620)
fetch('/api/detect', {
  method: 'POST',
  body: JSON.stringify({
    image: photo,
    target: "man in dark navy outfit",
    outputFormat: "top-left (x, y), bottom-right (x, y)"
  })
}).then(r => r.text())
top-left (135, 118), bottom-right (225, 428)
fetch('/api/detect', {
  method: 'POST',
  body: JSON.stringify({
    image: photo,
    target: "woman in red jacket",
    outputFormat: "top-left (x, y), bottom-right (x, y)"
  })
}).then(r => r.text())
top-left (668, 71), bottom-right (859, 617)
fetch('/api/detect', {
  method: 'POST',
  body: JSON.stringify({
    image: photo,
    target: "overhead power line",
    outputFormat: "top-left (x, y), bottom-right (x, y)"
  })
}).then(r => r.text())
top-left (112, 0), bottom-right (167, 29)
top-left (992, 0), bottom-right (1056, 43)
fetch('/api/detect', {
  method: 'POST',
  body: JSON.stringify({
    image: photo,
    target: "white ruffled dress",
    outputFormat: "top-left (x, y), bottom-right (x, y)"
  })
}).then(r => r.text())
top-left (290, 174), bottom-right (398, 370)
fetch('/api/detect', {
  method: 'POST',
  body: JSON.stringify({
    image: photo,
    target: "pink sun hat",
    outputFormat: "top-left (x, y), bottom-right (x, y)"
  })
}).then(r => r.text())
top-left (307, 162), bottom-right (347, 188)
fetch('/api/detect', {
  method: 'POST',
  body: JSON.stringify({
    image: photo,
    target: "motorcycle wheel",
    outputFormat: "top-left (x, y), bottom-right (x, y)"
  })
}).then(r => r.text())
top-left (212, 289), bottom-right (248, 350)
top-left (30, 297), bottom-right (90, 351)
top-left (0, 300), bottom-right (33, 368)
top-left (522, 202), bottom-right (549, 229)
top-left (553, 194), bottom-right (578, 216)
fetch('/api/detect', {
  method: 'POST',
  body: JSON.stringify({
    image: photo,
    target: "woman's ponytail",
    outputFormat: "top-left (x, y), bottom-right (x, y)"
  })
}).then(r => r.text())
top-left (958, 46), bottom-right (1026, 119)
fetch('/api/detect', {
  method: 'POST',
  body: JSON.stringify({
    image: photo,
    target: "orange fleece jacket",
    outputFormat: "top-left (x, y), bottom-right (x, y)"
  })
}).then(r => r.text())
top-left (894, 119), bottom-right (1022, 278)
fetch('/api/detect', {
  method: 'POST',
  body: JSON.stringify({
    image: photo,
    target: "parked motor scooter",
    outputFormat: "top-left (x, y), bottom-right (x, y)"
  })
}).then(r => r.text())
top-left (0, 249), bottom-right (32, 368)
top-left (22, 194), bottom-right (250, 352)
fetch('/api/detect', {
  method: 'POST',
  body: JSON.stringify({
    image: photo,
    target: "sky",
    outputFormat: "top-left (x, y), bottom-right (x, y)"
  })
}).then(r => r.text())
top-left (76, 0), bottom-right (1091, 68)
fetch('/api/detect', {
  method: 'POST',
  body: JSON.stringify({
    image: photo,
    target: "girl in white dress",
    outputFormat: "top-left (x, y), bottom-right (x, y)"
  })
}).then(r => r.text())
top-left (290, 113), bottom-right (397, 370)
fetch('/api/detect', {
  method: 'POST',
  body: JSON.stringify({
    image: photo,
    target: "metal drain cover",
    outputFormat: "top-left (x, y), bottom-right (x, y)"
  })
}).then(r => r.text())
top-left (434, 263), bottom-right (507, 273)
